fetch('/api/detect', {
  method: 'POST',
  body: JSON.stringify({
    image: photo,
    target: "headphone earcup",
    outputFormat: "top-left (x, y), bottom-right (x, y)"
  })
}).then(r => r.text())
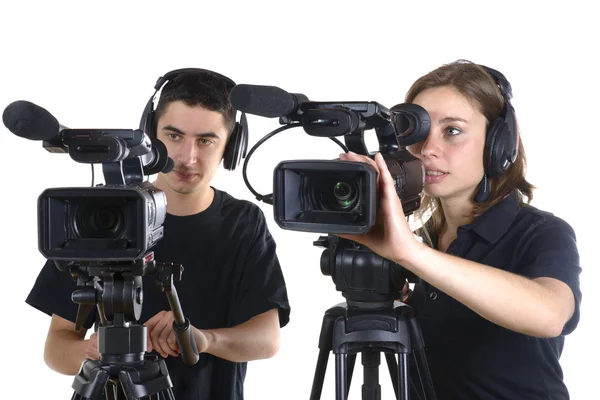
top-left (480, 65), bottom-right (519, 180)
top-left (223, 123), bottom-right (243, 171)
top-left (223, 112), bottom-right (249, 171)
top-left (484, 118), bottom-right (503, 178)
top-left (139, 97), bottom-right (156, 138)
top-left (486, 116), bottom-right (518, 178)
top-left (146, 111), bottom-right (156, 138)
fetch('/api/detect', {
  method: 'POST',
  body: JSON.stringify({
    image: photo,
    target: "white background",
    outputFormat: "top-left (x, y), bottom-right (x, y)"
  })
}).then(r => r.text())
top-left (0, 1), bottom-right (598, 399)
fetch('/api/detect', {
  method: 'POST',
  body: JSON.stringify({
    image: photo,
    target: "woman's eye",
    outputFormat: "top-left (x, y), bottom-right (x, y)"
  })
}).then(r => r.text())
top-left (446, 127), bottom-right (461, 136)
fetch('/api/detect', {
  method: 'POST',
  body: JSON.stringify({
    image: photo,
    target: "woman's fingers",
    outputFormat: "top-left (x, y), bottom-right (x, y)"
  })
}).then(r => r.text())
top-left (339, 152), bottom-right (379, 171)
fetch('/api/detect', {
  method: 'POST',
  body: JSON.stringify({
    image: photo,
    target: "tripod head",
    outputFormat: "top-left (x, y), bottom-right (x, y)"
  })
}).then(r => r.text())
top-left (56, 252), bottom-right (199, 366)
top-left (314, 235), bottom-right (417, 310)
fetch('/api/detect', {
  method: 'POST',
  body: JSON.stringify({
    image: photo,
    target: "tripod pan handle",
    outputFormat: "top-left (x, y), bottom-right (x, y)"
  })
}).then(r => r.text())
top-left (173, 318), bottom-right (200, 365)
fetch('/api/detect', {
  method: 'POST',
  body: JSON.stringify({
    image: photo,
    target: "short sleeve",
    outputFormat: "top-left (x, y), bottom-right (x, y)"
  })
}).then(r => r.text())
top-left (518, 215), bottom-right (582, 335)
top-left (25, 260), bottom-right (97, 330)
top-left (230, 206), bottom-right (291, 328)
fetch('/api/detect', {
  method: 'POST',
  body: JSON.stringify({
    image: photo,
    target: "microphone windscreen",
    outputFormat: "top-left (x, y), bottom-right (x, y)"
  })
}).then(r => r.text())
top-left (230, 84), bottom-right (297, 118)
top-left (2, 100), bottom-right (60, 141)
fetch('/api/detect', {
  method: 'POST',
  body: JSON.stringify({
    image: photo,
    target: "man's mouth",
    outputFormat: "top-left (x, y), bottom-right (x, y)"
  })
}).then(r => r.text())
top-left (173, 170), bottom-right (197, 180)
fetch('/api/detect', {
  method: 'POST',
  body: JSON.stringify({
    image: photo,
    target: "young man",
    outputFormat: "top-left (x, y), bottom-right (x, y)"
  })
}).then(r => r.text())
top-left (25, 69), bottom-right (291, 400)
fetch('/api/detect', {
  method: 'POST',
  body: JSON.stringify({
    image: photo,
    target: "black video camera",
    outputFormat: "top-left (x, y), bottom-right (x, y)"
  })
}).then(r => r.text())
top-left (3, 100), bottom-right (174, 262)
top-left (273, 101), bottom-right (429, 234)
top-left (230, 84), bottom-right (431, 235)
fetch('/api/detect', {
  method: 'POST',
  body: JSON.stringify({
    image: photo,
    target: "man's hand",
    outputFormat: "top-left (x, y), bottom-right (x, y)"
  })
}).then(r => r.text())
top-left (145, 310), bottom-right (182, 358)
top-left (84, 331), bottom-right (99, 360)
top-left (85, 330), bottom-right (153, 360)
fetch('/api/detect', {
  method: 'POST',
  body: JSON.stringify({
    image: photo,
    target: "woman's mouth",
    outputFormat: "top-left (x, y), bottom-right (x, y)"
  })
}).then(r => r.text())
top-left (425, 170), bottom-right (448, 184)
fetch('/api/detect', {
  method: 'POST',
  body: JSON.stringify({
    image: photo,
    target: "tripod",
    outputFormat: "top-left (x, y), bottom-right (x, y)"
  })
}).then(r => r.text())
top-left (309, 302), bottom-right (436, 400)
top-left (58, 253), bottom-right (199, 400)
top-left (310, 236), bottom-right (437, 400)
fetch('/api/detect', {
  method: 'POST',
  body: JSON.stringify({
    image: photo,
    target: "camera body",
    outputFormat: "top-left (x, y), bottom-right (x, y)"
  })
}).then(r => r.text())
top-left (38, 182), bottom-right (166, 261)
top-left (39, 128), bottom-right (170, 262)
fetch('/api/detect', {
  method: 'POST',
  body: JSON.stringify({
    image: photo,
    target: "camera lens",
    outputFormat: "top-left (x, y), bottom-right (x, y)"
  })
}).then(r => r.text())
top-left (75, 205), bottom-right (124, 239)
top-left (333, 181), bottom-right (357, 209)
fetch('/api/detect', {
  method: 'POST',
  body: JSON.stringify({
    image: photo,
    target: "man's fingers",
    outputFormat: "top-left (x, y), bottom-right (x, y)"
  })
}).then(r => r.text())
top-left (158, 323), bottom-right (178, 357)
top-left (149, 319), bottom-right (170, 358)
top-left (147, 338), bottom-right (153, 353)
top-left (144, 312), bottom-right (162, 330)
top-left (167, 332), bottom-right (180, 355)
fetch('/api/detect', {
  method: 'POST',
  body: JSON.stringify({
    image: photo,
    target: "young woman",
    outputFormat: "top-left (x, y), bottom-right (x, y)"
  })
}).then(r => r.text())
top-left (338, 60), bottom-right (582, 399)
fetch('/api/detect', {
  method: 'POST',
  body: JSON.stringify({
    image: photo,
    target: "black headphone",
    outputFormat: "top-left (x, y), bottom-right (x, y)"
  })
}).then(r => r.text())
top-left (480, 65), bottom-right (519, 178)
top-left (139, 68), bottom-right (249, 171)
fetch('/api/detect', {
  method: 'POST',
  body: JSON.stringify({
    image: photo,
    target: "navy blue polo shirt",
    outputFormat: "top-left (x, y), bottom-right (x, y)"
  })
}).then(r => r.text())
top-left (409, 192), bottom-right (582, 400)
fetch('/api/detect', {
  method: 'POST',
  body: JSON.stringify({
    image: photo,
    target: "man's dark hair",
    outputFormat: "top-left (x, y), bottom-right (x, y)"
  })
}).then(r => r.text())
top-left (154, 71), bottom-right (237, 135)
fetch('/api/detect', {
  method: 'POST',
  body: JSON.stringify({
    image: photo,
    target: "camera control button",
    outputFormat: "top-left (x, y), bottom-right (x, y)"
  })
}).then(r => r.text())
top-left (429, 291), bottom-right (438, 300)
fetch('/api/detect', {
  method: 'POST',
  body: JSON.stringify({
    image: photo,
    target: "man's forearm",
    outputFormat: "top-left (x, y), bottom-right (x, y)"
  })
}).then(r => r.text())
top-left (196, 308), bottom-right (280, 363)
top-left (44, 330), bottom-right (88, 375)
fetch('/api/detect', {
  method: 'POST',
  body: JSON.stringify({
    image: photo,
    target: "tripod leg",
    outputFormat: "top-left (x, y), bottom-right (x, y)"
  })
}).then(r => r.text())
top-left (107, 383), bottom-right (119, 400)
top-left (361, 350), bottom-right (381, 400)
top-left (346, 353), bottom-right (356, 397)
top-left (165, 387), bottom-right (176, 400)
top-left (396, 353), bottom-right (410, 400)
top-left (335, 353), bottom-right (348, 400)
top-left (384, 353), bottom-right (400, 399)
top-left (310, 306), bottom-right (346, 400)
top-left (310, 349), bottom-right (330, 400)
top-left (411, 350), bottom-right (436, 400)
top-left (71, 361), bottom-right (111, 400)
top-left (407, 316), bottom-right (437, 400)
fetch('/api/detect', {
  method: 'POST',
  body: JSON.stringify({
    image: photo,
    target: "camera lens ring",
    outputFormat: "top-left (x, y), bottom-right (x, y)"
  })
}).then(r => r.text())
top-left (73, 204), bottom-right (125, 239)
top-left (333, 181), bottom-right (353, 202)
top-left (329, 180), bottom-right (358, 211)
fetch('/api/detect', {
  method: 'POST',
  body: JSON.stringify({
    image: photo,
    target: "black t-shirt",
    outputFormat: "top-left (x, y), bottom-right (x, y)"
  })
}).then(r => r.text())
top-left (408, 192), bottom-right (582, 400)
top-left (26, 188), bottom-right (291, 400)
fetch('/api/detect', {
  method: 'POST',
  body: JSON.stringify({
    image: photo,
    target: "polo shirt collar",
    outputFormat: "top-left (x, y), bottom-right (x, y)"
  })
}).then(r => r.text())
top-left (461, 192), bottom-right (521, 244)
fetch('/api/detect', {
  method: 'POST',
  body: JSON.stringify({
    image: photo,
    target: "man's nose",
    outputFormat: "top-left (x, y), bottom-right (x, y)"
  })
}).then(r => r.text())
top-left (178, 140), bottom-right (198, 166)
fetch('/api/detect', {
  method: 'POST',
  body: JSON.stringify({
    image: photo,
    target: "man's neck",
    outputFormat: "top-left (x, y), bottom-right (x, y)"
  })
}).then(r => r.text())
top-left (169, 187), bottom-right (215, 216)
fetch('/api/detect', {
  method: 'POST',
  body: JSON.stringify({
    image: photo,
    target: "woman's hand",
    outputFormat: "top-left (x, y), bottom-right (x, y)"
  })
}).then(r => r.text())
top-left (337, 151), bottom-right (423, 265)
